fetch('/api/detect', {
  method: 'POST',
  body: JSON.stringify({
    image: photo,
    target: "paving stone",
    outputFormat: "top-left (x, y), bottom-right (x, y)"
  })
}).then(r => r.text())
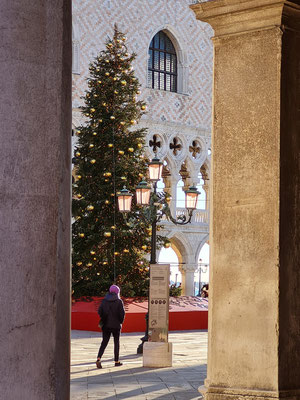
top-left (71, 330), bottom-right (207, 400)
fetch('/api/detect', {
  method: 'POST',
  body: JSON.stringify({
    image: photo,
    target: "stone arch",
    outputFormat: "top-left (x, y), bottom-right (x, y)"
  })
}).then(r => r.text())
top-left (169, 232), bottom-right (194, 265)
top-left (200, 161), bottom-right (210, 181)
top-left (163, 155), bottom-right (179, 178)
top-left (195, 234), bottom-right (209, 264)
top-left (183, 156), bottom-right (198, 185)
top-left (146, 25), bottom-right (189, 94)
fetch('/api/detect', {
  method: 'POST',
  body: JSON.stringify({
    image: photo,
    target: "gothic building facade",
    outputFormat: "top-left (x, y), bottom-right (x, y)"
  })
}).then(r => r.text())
top-left (72, 0), bottom-right (213, 295)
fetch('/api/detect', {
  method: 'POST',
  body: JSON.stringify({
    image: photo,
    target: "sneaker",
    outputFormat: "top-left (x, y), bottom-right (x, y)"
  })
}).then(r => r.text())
top-left (96, 359), bottom-right (102, 369)
top-left (115, 361), bottom-right (123, 367)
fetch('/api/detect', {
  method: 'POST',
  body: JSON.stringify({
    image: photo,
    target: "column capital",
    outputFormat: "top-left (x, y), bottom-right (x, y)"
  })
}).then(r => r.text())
top-left (180, 264), bottom-right (198, 273)
top-left (190, 0), bottom-right (300, 38)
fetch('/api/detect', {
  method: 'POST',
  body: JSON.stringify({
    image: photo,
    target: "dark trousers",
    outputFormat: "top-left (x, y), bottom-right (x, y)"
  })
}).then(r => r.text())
top-left (97, 328), bottom-right (120, 361)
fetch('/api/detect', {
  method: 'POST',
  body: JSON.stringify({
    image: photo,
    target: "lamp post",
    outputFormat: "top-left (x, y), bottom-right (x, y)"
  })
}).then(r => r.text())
top-left (198, 258), bottom-right (202, 296)
top-left (117, 155), bottom-right (200, 352)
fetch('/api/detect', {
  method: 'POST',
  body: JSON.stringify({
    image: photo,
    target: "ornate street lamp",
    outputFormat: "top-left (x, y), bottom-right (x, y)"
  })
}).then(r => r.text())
top-left (185, 185), bottom-right (200, 210)
top-left (117, 155), bottom-right (200, 352)
top-left (117, 186), bottom-right (133, 213)
top-left (148, 157), bottom-right (163, 181)
top-left (136, 180), bottom-right (151, 206)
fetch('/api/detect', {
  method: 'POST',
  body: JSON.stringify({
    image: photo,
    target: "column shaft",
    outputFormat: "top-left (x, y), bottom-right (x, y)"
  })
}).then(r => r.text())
top-left (0, 1), bottom-right (72, 399)
top-left (181, 265), bottom-right (197, 296)
top-left (191, 0), bottom-right (300, 399)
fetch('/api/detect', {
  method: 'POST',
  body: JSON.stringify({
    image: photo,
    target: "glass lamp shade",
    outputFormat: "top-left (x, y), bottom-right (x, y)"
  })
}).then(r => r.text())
top-left (117, 187), bottom-right (133, 212)
top-left (185, 185), bottom-right (200, 210)
top-left (148, 157), bottom-right (163, 181)
top-left (136, 180), bottom-right (151, 205)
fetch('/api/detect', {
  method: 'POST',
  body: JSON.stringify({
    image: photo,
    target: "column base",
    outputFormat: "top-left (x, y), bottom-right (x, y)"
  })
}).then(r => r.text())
top-left (143, 342), bottom-right (173, 367)
top-left (204, 387), bottom-right (300, 400)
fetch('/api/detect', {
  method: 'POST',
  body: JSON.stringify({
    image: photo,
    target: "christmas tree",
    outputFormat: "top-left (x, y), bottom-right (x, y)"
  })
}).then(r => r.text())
top-left (72, 27), bottom-right (165, 298)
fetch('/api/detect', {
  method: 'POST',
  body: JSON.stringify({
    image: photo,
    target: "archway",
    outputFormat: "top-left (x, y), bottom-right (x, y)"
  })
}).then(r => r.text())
top-left (158, 246), bottom-right (182, 287)
top-left (197, 242), bottom-right (210, 296)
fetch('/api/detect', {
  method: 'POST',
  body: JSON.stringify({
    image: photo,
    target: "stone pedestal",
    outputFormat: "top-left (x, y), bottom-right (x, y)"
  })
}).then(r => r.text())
top-left (191, 0), bottom-right (300, 399)
top-left (0, 1), bottom-right (72, 399)
top-left (143, 342), bottom-right (173, 368)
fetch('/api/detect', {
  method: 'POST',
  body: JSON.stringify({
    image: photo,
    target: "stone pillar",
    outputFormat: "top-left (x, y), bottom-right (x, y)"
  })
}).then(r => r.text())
top-left (180, 265), bottom-right (197, 296)
top-left (191, 1), bottom-right (300, 399)
top-left (202, 183), bottom-right (209, 210)
top-left (164, 174), bottom-right (180, 216)
top-left (0, 1), bottom-right (72, 399)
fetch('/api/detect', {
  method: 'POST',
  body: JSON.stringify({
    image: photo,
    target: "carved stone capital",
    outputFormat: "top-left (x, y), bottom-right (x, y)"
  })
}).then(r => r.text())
top-left (180, 264), bottom-right (198, 273)
top-left (190, 0), bottom-right (300, 38)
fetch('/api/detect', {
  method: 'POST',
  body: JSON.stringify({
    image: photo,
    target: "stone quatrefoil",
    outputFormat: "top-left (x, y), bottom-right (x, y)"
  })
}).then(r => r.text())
top-left (149, 134), bottom-right (161, 153)
top-left (149, 136), bottom-right (201, 159)
top-left (189, 140), bottom-right (201, 158)
top-left (169, 137), bottom-right (182, 156)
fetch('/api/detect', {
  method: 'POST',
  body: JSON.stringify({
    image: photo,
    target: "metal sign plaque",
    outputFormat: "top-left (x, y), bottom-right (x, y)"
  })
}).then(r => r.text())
top-left (149, 264), bottom-right (170, 343)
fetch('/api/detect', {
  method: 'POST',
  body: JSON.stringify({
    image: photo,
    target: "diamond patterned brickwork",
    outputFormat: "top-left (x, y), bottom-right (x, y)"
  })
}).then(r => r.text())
top-left (72, 0), bottom-right (213, 132)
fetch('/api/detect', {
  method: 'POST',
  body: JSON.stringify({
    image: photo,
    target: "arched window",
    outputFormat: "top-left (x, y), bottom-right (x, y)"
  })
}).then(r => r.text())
top-left (148, 31), bottom-right (177, 92)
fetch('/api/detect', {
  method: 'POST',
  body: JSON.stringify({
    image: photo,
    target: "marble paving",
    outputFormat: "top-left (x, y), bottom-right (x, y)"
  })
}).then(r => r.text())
top-left (71, 330), bottom-right (208, 399)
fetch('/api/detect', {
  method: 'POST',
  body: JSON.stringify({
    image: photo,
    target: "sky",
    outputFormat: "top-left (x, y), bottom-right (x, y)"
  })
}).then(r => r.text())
top-left (158, 242), bottom-right (210, 289)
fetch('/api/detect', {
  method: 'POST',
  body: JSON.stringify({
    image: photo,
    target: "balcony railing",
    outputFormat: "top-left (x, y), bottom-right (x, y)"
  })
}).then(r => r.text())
top-left (161, 208), bottom-right (209, 224)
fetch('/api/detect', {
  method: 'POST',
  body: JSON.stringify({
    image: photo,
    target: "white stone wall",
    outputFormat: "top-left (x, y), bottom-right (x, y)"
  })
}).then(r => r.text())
top-left (72, 0), bottom-right (213, 132)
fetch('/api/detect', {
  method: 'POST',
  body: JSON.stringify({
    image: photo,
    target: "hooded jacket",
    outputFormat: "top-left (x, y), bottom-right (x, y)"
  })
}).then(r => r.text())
top-left (98, 292), bottom-right (125, 330)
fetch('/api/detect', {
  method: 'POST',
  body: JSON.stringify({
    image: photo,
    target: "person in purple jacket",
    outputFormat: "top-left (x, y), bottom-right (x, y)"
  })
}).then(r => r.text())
top-left (96, 285), bottom-right (125, 368)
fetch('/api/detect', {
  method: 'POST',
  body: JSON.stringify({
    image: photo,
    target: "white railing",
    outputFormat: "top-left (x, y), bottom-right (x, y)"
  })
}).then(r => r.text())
top-left (193, 209), bottom-right (209, 224)
top-left (162, 208), bottom-right (209, 224)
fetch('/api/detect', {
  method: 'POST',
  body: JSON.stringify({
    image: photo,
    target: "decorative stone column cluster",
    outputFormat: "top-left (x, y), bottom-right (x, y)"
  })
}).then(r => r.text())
top-left (191, 0), bottom-right (300, 399)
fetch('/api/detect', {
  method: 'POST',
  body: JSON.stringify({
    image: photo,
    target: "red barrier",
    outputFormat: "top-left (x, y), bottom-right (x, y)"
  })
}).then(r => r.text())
top-left (71, 296), bottom-right (208, 332)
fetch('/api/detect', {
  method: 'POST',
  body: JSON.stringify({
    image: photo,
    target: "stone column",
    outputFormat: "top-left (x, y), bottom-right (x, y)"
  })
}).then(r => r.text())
top-left (164, 174), bottom-right (180, 216)
top-left (202, 183), bottom-right (209, 210)
top-left (191, 1), bottom-right (300, 399)
top-left (0, 1), bottom-right (72, 399)
top-left (180, 264), bottom-right (197, 296)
